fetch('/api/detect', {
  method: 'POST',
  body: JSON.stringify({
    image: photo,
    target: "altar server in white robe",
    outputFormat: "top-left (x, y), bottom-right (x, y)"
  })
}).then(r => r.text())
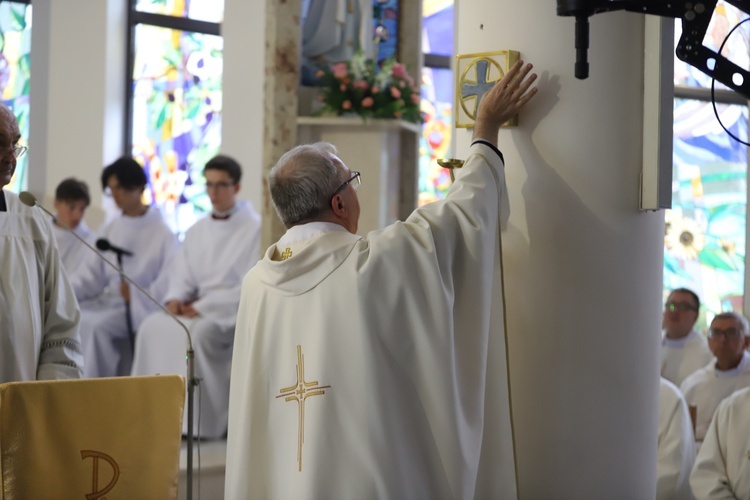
top-left (658, 377), bottom-right (696, 500)
top-left (132, 155), bottom-right (261, 439)
top-left (680, 312), bottom-right (750, 442)
top-left (71, 157), bottom-right (178, 378)
top-left (52, 178), bottom-right (95, 275)
top-left (225, 61), bottom-right (538, 499)
top-left (0, 105), bottom-right (83, 381)
top-left (690, 385), bottom-right (750, 499)
top-left (662, 288), bottom-right (713, 387)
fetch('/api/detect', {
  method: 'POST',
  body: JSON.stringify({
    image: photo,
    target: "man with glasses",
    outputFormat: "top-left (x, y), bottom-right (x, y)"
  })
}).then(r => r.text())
top-left (680, 311), bottom-right (750, 442)
top-left (226, 61), bottom-right (537, 498)
top-left (0, 104), bottom-right (83, 381)
top-left (71, 157), bottom-right (178, 378)
top-left (661, 288), bottom-right (713, 386)
top-left (132, 155), bottom-right (261, 440)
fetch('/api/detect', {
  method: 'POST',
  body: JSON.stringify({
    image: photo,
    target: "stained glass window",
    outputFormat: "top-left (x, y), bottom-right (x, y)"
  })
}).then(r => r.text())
top-left (666, 100), bottom-right (747, 326)
top-left (373, 0), bottom-right (399, 62)
top-left (668, 1), bottom-right (750, 325)
top-left (0, 1), bottom-right (31, 193)
top-left (135, 0), bottom-right (223, 23)
top-left (128, 3), bottom-right (223, 234)
top-left (418, 0), bottom-right (453, 207)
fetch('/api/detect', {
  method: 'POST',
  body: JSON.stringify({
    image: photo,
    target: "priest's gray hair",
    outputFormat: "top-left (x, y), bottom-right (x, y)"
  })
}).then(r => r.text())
top-left (269, 142), bottom-right (343, 228)
top-left (712, 311), bottom-right (750, 335)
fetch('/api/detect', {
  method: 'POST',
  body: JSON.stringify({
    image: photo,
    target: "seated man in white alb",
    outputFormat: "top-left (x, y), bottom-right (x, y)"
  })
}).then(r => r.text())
top-left (71, 157), bottom-right (178, 378)
top-left (680, 312), bottom-right (750, 442)
top-left (132, 155), bottom-right (261, 440)
top-left (51, 178), bottom-right (95, 275)
top-left (657, 377), bottom-right (695, 500)
top-left (690, 385), bottom-right (750, 499)
top-left (662, 288), bottom-right (713, 387)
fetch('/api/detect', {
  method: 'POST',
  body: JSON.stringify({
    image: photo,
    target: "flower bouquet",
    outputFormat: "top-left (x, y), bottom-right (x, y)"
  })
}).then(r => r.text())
top-left (314, 51), bottom-right (421, 123)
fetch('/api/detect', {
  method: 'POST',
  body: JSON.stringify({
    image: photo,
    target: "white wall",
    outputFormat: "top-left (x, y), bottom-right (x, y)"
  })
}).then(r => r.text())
top-left (455, 2), bottom-right (663, 497)
top-left (29, 0), bottom-right (126, 228)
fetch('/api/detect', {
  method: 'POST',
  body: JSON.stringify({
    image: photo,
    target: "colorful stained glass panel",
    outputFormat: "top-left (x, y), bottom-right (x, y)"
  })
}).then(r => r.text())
top-left (130, 24), bottom-right (223, 234)
top-left (422, 0), bottom-right (453, 56)
top-left (418, 66), bottom-right (453, 206)
top-left (135, 0), bottom-right (223, 23)
top-left (0, 2), bottom-right (31, 193)
top-left (665, 98), bottom-right (748, 328)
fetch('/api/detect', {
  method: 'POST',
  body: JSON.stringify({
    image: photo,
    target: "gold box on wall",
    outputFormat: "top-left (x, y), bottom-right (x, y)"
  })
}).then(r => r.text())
top-left (455, 50), bottom-right (520, 128)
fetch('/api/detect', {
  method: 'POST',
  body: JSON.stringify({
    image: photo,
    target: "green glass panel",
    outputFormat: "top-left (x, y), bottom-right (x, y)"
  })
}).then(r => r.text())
top-left (0, 2), bottom-right (31, 193)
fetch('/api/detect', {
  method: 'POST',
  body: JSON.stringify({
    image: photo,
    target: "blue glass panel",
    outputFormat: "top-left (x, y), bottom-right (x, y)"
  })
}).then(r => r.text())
top-left (0, 2), bottom-right (31, 193)
top-left (665, 98), bottom-right (748, 326)
top-left (422, 0), bottom-right (453, 56)
top-left (373, 0), bottom-right (399, 62)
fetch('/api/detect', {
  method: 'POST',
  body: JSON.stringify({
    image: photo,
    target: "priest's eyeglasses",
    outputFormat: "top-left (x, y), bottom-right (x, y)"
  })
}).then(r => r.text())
top-left (12, 145), bottom-right (27, 158)
top-left (708, 327), bottom-right (744, 340)
top-left (331, 171), bottom-right (361, 198)
top-left (665, 302), bottom-right (698, 313)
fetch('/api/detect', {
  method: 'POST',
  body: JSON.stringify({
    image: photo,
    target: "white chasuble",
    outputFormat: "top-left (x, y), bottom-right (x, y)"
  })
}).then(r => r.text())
top-left (0, 191), bottom-right (83, 381)
top-left (52, 219), bottom-right (95, 277)
top-left (680, 352), bottom-right (750, 442)
top-left (662, 330), bottom-right (714, 387)
top-left (690, 386), bottom-right (750, 499)
top-left (71, 207), bottom-right (178, 377)
top-left (226, 142), bottom-right (516, 499)
top-left (658, 378), bottom-right (696, 500)
top-left (132, 201), bottom-right (261, 439)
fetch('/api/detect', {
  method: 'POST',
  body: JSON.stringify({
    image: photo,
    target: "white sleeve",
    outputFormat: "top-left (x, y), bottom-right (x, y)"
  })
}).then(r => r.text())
top-left (657, 383), bottom-right (696, 500)
top-left (690, 399), bottom-right (736, 499)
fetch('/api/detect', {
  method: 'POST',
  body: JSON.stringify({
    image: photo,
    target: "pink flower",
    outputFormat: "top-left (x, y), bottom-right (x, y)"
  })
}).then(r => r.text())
top-left (394, 111), bottom-right (402, 118)
top-left (342, 100), bottom-right (352, 110)
top-left (315, 70), bottom-right (325, 78)
top-left (332, 63), bottom-right (348, 79)
top-left (390, 87), bottom-right (401, 99)
top-left (399, 81), bottom-right (405, 88)
top-left (411, 94), bottom-right (420, 104)
top-left (340, 83), bottom-right (347, 91)
top-left (392, 63), bottom-right (407, 79)
top-left (362, 97), bottom-right (374, 108)
top-left (353, 79), bottom-right (369, 90)
top-left (406, 75), bottom-right (415, 86)
top-left (371, 86), bottom-right (379, 93)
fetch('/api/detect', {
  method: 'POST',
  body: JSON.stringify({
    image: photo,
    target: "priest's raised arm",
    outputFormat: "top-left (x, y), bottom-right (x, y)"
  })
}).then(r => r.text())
top-left (226, 61), bottom-right (537, 499)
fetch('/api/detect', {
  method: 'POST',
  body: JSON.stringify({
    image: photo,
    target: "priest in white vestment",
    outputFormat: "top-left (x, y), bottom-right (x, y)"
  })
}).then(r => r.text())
top-left (680, 312), bottom-right (750, 442)
top-left (225, 61), bottom-right (537, 499)
top-left (658, 378), bottom-right (696, 500)
top-left (690, 385), bottom-right (750, 499)
top-left (51, 178), bottom-right (95, 275)
top-left (0, 105), bottom-right (83, 381)
top-left (71, 157), bottom-right (178, 378)
top-left (662, 288), bottom-right (713, 387)
top-left (132, 155), bottom-right (261, 439)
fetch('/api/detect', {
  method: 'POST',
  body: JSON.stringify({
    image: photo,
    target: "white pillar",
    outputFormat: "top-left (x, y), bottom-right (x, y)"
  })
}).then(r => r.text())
top-left (455, 2), bottom-right (662, 497)
top-left (29, 0), bottom-right (126, 228)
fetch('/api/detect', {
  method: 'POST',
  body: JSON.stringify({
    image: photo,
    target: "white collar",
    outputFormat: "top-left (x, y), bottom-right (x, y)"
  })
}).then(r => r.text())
top-left (277, 221), bottom-right (348, 247)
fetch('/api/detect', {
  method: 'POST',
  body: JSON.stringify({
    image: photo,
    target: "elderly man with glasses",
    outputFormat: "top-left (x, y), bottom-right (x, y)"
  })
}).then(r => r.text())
top-left (661, 288), bottom-right (713, 386)
top-left (0, 104), bottom-right (83, 381)
top-left (225, 61), bottom-right (538, 498)
top-left (680, 311), bottom-right (750, 443)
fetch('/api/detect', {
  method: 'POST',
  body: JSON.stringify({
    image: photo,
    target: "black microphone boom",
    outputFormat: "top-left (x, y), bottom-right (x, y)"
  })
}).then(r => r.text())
top-left (19, 190), bottom-right (200, 500)
top-left (96, 238), bottom-right (133, 257)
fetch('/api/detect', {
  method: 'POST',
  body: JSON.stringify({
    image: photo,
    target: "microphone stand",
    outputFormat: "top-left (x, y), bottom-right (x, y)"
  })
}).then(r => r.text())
top-left (20, 192), bottom-right (199, 500)
top-left (114, 251), bottom-right (136, 356)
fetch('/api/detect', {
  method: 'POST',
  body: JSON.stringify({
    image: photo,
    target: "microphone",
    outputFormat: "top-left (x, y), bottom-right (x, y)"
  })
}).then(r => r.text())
top-left (96, 238), bottom-right (133, 257)
top-left (19, 191), bottom-right (200, 500)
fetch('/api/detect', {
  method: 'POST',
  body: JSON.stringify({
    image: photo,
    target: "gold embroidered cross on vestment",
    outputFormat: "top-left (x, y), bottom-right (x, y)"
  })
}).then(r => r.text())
top-left (276, 345), bottom-right (331, 471)
top-left (280, 247), bottom-right (293, 260)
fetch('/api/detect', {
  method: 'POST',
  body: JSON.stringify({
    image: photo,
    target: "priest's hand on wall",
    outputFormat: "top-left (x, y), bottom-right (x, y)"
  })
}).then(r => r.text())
top-left (472, 60), bottom-right (538, 147)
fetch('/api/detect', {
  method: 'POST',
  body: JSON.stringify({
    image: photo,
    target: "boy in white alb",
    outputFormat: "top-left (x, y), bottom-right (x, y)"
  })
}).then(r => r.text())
top-left (51, 178), bottom-right (95, 276)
